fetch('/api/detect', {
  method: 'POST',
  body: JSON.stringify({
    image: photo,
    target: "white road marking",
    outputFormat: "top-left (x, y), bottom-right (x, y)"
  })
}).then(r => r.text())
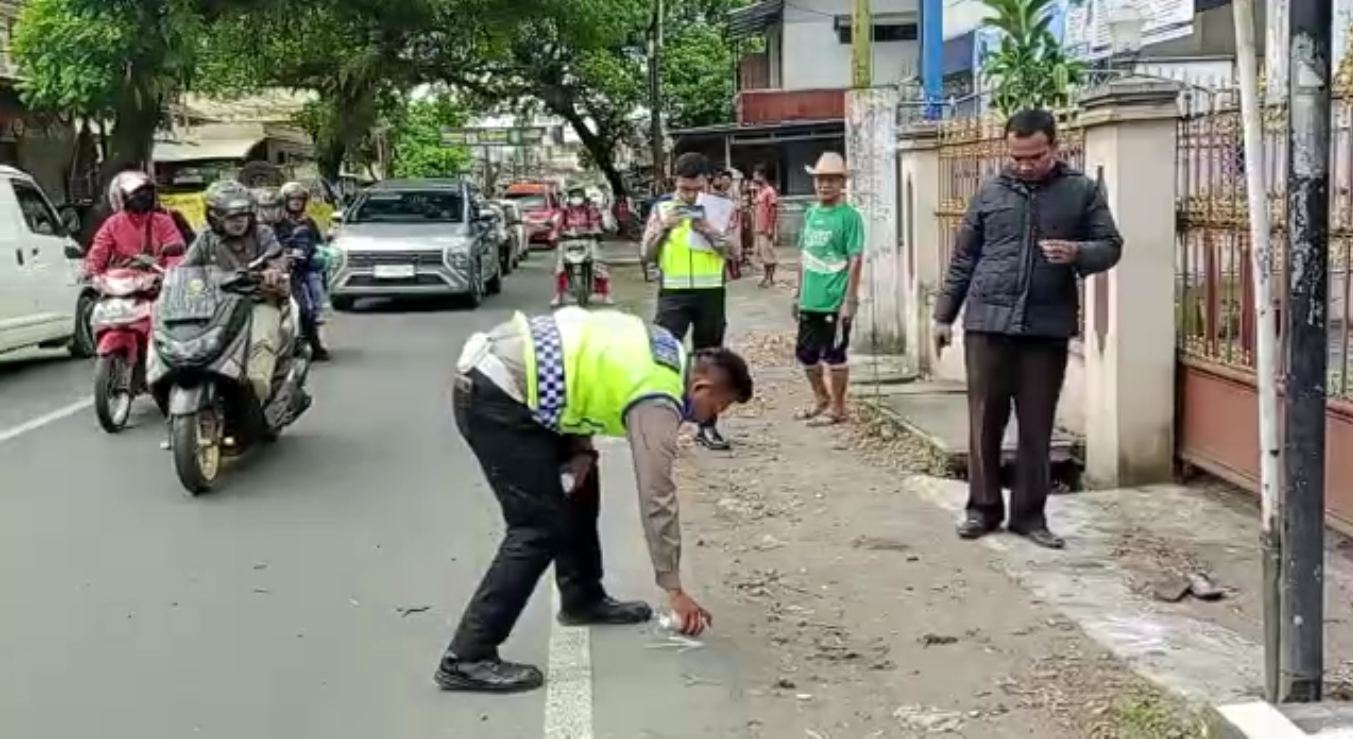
top-left (543, 574), bottom-right (594, 739)
top-left (0, 397), bottom-right (92, 445)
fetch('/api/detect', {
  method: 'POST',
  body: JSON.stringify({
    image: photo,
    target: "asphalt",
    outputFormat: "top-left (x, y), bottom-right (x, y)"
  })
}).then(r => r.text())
top-left (0, 255), bottom-right (750, 739)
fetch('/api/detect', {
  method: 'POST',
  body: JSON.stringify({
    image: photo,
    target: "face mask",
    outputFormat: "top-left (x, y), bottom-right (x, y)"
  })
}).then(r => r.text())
top-left (569, 197), bottom-right (583, 207)
top-left (124, 189), bottom-right (155, 213)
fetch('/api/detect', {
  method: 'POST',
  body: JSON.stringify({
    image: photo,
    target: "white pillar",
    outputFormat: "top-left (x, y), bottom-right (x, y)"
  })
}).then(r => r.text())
top-left (845, 86), bottom-right (903, 353)
top-left (1078, 80), bottom-right (1181, 488)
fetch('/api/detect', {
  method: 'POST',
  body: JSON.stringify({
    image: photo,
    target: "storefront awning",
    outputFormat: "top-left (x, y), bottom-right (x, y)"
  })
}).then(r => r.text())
top-left (154, 137), bottom-right (264, 163)
top-left (728, 0), bottom-right (784, 38)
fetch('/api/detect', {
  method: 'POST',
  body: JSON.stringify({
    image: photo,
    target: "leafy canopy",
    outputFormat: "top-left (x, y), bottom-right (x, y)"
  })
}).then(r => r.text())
top-left (389, 92), bottom-right (473, 178)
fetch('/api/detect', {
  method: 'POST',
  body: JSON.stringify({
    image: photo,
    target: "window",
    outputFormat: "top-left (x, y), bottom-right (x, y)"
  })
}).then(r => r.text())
top-left (348, 190), bottom-right (466, 224)
top-left (504, 193), bottom-right (548, 212)
top-left (13, 180), bottom-right (61, 236)
top-left (835, 22), bottom-right (919, 44)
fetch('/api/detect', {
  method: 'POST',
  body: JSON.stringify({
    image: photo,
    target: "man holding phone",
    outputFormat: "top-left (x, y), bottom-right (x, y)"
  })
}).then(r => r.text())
top-left (932, 109), bottom-right (1122, 550)
top-left (641, 152), bottom-right (735, 451)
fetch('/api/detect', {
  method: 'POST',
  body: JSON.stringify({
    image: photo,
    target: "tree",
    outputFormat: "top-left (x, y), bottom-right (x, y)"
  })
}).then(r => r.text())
top-left (196, 0), bottom-right (448, 180)
top-left (661, 0), bottom-right (755, 130)
top-left (389, 92), bottom-right (473, 178)
top-left (12, 0), bottom-right (208, 179)
top-left (978, 0), bottom-right (1084, 117)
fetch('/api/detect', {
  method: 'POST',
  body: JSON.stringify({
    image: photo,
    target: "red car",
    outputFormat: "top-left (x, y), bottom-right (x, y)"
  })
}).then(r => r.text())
top-left (504, 183), bottom-right (563, 250)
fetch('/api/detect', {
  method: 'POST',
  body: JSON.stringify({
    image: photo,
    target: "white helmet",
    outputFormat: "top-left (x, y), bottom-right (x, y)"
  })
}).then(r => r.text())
top-left (107, 170), bottom-right (153, 213)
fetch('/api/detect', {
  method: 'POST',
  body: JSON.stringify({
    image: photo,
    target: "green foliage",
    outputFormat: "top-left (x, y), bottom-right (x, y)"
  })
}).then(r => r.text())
top-left (389, 92), bottom-right (472, 178)
top-left (13, 0), bottom-right (203, 118)
top-left (978, 0), bottom-right (1085, 117)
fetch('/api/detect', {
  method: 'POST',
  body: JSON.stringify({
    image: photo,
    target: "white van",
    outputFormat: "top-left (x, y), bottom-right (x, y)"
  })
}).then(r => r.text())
top-left (0, 166), bottom-right (92, 357)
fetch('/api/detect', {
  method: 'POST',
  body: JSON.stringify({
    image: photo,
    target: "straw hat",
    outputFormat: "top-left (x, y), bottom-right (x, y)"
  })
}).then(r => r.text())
top-left (805, 152), bottom-right (847, 177)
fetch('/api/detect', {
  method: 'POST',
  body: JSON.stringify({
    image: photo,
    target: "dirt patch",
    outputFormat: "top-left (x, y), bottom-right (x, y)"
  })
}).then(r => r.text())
top-left (678, 326), bottom-right (1205, 738)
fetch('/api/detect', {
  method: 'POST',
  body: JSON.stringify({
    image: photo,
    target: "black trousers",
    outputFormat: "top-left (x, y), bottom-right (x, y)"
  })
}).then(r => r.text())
top-left (655, 287), bottom-right (726, 428)
top-left (963, 331), bottom-right (1069, 531)
top-left (448, 370), bottom-right (606, 660)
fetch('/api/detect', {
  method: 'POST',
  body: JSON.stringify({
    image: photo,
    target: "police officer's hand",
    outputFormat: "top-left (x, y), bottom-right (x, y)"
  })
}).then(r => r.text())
top-left (667, 590), bottom-right (712, 636)
top-left (565, 451), bottom-right (596, 494)
top-left (659, 208), bottom-right (683, 230)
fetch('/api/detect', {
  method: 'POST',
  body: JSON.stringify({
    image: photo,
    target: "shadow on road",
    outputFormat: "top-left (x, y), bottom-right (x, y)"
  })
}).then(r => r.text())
top-left (0, 351), bottom-right (81, 380)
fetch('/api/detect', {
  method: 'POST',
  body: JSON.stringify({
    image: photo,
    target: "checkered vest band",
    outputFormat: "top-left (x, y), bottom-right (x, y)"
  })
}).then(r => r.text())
top-left (528, 314), bottom-right (567, 429)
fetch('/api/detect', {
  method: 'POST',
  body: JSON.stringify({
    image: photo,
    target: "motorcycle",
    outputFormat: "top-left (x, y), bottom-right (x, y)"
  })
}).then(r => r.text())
top-left (90, 252), bottom-right (179, 433)
top-left (560, 232), bottom-right (597, 307)
top-left (149, 247), bottom-right (312, 495)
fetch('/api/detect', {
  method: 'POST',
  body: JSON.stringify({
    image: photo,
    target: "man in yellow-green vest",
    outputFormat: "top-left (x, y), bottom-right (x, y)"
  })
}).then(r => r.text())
top-left (436, 307), bottom-right (754, 694)
top-left (641, 152), bottom-right (735, 451)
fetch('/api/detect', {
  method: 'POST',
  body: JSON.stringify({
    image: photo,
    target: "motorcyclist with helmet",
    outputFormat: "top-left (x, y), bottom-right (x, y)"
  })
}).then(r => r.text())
top-left (85, 170), bottom-right (187, 277)
top-left (272, 181), bottom-right (330, 361)
top-left (551, 186), bottom-right (612, 307)
top-left (180, 180), bottom-right (296, 404)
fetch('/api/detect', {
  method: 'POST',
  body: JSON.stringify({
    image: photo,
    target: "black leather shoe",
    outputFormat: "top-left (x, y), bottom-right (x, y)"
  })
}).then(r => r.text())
top-left (696, 426), bottom-right (731, 451)
top-left (434, 656), bottom-right (544, 693)
top-left (956, 514), bottom-right (1000, 540)
top-left (558, 597), bottom-right (653, 626)
top-left (310, 346), bottom-right (331, 362)
top-left (1013, 526), bottom-right (1066, 550)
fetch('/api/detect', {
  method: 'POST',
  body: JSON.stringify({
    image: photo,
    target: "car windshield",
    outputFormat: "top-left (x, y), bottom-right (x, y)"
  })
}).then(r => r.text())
top-left (349, 191), bottom-right (465, 224)
top-left (506, 194), bottom-right (547, 212)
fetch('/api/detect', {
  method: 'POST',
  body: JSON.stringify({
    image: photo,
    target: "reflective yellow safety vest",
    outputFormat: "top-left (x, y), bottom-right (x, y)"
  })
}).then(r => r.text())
top-left (519, 308), bottom-right (687, 437)
top-left (657, 200), bottom-right (725, 290)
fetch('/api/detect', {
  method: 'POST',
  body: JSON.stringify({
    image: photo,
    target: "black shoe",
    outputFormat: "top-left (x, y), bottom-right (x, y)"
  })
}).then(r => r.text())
top-left (696, 426), bottom-right (731, 451)
top-left (558, 597), bottom-right (653, 627)
top-left (1011, 526), bottom-right (1065, 550)
top-left (310, 345), bottom-right (331, 362)
top-left (956, 514), bottom-right (1000, 540)
top-left (434, 656), bottom-right (544, 693)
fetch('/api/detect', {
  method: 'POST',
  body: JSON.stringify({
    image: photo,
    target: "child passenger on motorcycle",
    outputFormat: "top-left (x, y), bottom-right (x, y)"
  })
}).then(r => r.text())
top-left (270, 182), bottom-right (330, 361)
top-left (85, 170), bottom-right (186, 277)
top-left (551, 187), bottom-right (613, 306)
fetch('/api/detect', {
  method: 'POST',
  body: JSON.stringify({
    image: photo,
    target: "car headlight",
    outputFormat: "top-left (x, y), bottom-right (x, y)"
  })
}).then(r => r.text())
top-left (444, 248), bottom-right (471, 269)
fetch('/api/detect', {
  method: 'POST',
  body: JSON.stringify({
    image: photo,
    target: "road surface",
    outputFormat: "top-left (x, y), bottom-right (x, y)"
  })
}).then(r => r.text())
top-left (0, 257), bottom-right (751, 739)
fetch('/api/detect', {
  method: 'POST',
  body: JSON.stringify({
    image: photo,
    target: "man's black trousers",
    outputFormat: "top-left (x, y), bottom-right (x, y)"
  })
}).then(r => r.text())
top-left (654, 287), bottom-right (726, 428)
top-left (448, 370), bottom-right (607, 660)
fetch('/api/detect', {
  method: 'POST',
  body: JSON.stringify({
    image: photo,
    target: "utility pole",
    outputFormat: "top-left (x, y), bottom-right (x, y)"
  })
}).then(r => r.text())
top-left (1282, 0), bottom-right (1332, 703)
top-left (1231, 0), bottom-right (1283, 702)
top-left (648, 0), bottom-right (665, 195)
top-left (850, 0), bottom-right (872, 88)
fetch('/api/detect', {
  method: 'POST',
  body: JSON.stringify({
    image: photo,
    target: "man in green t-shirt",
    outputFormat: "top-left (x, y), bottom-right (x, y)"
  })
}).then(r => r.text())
top-left (792, 152), bottom-right (865, 425)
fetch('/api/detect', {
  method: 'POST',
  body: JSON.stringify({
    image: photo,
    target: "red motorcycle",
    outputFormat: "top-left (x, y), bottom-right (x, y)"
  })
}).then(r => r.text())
top-left (90, 254), bottom-right (176, 432)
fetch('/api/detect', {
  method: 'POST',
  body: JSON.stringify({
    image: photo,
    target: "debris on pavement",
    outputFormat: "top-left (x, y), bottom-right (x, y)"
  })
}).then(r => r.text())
top-left (673, 319), bottom-right (1206, 739)
top-left (396, 605), bottom-right (431, 617)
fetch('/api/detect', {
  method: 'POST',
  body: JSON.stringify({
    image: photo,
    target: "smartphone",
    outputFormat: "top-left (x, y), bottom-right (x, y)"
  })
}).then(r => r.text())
top-left (681, 205), bottom-right (706, 220)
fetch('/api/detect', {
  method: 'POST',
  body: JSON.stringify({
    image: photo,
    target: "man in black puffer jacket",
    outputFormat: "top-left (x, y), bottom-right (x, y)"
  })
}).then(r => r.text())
top-left (932, 108), bottom-right (1123, 550)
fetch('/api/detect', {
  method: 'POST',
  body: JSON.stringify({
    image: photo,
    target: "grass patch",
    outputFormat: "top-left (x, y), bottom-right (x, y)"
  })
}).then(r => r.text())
top-left (1112, 692), bottom-right (1208, 739)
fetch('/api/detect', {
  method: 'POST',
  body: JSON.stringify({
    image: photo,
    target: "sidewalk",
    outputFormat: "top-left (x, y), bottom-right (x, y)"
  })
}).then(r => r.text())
top-left (612, 264), bottom-right (1206, 737)
top-left (612, 250), bottom-right (1353, 737)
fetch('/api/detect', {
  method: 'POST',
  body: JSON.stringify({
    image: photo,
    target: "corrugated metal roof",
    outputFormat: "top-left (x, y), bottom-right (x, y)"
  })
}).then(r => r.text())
top-left (154, 138), bottom-right (263, 163)
top-left (728, 0), bottom-right (783, 38)
top-left (669, 118), bottom-right (844, 138)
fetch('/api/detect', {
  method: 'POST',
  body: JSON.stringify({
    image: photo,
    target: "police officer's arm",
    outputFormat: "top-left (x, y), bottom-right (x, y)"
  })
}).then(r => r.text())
top-left (624, 398), bottom-right (685, 592)
top-left (639, 208), bottom-right (668, 263)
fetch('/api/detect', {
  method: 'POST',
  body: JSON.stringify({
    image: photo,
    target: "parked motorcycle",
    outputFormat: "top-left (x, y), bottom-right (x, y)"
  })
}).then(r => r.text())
top-left (559, 232), bottom-right (597, 307)
top-left (91, 256), bottom-right (173, 432)
top-left (149, 248), bottom-right (312, 495)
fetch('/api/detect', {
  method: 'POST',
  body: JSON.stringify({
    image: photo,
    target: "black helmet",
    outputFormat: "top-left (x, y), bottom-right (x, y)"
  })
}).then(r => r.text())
top-left (204, 180), bottom-right (256, 233)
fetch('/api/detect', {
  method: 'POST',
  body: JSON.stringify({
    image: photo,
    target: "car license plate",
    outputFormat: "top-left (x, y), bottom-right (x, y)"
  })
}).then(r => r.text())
top-left (373, 264), bottom-right (415, 279)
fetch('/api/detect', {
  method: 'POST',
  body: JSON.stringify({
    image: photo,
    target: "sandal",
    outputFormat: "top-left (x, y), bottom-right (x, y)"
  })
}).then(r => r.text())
top-left (806, 414), bottom-right (846, 427)
top-left (794, 405), bottom-right (829, 421)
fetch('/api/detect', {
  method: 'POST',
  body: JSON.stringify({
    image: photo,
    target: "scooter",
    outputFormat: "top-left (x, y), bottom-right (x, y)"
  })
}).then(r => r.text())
top-left (148, 247), bottom-right (312, 496)
top-left (560, 231), bottom-right (597, 307)
top-left (90, 253), bottom-right (177, 433)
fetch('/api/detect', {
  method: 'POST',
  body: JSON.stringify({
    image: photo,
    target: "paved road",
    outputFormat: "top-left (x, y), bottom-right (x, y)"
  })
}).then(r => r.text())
top-left (0, 257), bottom-right (750, 739)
